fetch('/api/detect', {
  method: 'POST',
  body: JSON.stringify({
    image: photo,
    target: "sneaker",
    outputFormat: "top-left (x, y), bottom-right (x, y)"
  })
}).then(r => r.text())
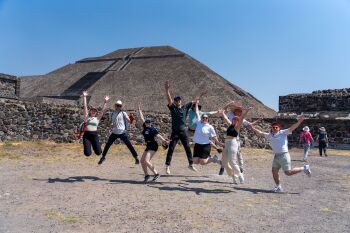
top-left (188, 165), bottom-right (198, 172)
top-left (302, 158), bottom-right (308, 162)
top-left (135, 158), bottom-right (140, 164)
top-left (98, 156), bottom-right (106, 165)
top-left (218, 167), bottom-right (225, 175)
top-left (144, 175), bottom-right (151, 183)
top-left (239, 174), bottom-right (245, 184)
top-left (304, 164), bottom-right (311, 177)
top-left (232, 177), bottom-right (238, 185)
top-left (152, 174), bottom-right (160, 182)
top-left (272, 185), bottom-right (283, 193)
top-left (165, 166), bottom-right (171, 175)
top-left (240, 167), bottom-right (244, 173)
top-left (212, 155), bottom-right (219, 164)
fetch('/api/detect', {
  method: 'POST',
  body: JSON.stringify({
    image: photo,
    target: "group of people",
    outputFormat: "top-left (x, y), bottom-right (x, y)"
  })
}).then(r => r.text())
top-left (299, 125), bottom-right (329, 162)
top-left (80, 81), bottom-right (317, 192)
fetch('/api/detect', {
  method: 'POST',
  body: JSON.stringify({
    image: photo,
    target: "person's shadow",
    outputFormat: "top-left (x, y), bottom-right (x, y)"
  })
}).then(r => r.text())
top-left (234, 187), bottom-right (300, 195)
top-left (33, 176), bottom-right (108, 183)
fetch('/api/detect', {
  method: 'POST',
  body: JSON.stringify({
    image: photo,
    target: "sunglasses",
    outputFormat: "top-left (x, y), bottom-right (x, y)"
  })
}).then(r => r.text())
top-left (115, 105), bottom-right (122, 107)
top-left (272, 126), bottom-right (279, 129)
top-left (202, 117), bottom-right (208, 119)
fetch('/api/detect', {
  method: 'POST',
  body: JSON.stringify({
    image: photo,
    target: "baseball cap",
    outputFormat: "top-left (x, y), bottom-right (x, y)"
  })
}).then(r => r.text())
top-left (173, 96), bottom-right (181, 101)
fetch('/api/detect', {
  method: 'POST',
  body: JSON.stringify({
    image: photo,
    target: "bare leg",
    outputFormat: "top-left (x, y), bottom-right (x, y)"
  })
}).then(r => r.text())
top-left (284, 167), bottom-right (302, 176)
top-left (143, 151), bottom-right (157, 175)
top-left (141, 151), bottom-right (149, 175)
top-left (193, 157), bottom-right (200, 164)
top-left (272, 167), bottom-right (281, 185)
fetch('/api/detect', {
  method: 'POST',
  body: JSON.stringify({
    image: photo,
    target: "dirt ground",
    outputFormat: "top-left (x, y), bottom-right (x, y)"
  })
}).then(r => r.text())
top-left (0, 141), bottom-right (349, 233)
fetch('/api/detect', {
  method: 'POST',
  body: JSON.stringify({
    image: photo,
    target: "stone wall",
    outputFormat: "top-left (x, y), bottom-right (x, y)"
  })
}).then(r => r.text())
top-left (279, 88), bottom-right (350, 113)
top-left (0, 73), bottom-right (20, 99)
top-left (1, 98), bottom-right (349, 149)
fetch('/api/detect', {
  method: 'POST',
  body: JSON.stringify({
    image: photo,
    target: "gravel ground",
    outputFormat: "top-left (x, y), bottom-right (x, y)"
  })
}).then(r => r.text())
top-left (0, 142), bottom-right (349, 233)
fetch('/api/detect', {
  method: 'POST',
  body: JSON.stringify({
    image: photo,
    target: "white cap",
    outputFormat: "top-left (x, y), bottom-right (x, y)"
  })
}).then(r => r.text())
top-left (303, 126), bottom-right (310, 132)
top-left (116, 100), bottom-right (123, 105)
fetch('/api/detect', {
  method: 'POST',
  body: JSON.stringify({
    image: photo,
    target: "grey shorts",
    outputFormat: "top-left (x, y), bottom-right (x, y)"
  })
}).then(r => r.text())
top-left (272, 152), bottom-right (291, 171)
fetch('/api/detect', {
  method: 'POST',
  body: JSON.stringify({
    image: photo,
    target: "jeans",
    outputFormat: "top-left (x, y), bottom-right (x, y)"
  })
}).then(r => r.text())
top-left (83, 131), bottom-right (102, 156)
top-left (102, 132), bottom-right (138, 159)
top-left (165, 130), bottom-right (193, 166)
top-left (303, 144), bottom-right (311, 160)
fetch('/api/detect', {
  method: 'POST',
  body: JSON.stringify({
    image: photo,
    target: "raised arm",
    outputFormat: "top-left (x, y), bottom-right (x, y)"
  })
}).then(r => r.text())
top-left (223, 100), bottom-right (235, 111)
top-left (137, 102), bottom-right (145, 128)
top-left (97, 95), bottom-right (110, 121)
top-left (288, 115), bottom-right (305, 132)
top-left (192, 89), bottom-right (207, 104)
top-left (195, 100), bottom-right (200, 120)
top-left (165, 80), bottom-right (173, 106)
top-left (82, 91), bottom-right (89, 122)
top-left (220, 109), bottom-right (232, 125)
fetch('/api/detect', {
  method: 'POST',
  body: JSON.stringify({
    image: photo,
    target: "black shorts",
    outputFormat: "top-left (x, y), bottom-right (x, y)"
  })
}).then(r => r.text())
top-left (145, 141), bottom-right (158, 152)
top-left (193, 143), bottom-right (211, 159)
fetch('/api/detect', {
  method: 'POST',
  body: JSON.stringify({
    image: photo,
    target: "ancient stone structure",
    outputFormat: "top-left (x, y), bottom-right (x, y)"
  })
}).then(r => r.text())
top-left (279, 88), bottom-right (350, 114)
top-left (19, 46), bottom-right (276, 118)
top-left (0, 73), bottom-right (20, 99)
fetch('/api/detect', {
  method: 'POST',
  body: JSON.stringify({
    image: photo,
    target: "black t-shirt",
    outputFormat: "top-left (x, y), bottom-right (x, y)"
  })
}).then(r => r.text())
top-left (226, 125), bottom-right (239, 137)
top-left (142, 123), bottom-right (158, 142)
top-left (167, 102), bottom-right (192, 131)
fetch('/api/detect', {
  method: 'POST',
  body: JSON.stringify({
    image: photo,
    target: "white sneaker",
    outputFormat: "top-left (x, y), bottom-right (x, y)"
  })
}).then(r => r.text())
top-left (304, 165), bottom-right (311, 177)
top-left (272, 185), bottom-right (283, 193)
top-left (165, 166), bottom-right (171, 175)
top-left (239, 174), bottom-right (245, 184)
top-left (232, 177), bottom-right (238, 185)
top-left (188, 165), bottom-right (198, 172)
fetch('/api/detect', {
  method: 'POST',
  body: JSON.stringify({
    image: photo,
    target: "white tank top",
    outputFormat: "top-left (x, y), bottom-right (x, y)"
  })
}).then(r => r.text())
top-left (86, 117), bottom-right (99, 131)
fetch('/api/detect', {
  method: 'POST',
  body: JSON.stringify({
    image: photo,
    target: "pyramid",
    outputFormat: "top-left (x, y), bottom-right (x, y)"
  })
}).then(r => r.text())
top-left (20, 46), bottom-right (276, 117)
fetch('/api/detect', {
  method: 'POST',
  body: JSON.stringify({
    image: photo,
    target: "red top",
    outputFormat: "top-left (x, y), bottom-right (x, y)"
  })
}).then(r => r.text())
top-left (300, 131), bottom-right (313, 144)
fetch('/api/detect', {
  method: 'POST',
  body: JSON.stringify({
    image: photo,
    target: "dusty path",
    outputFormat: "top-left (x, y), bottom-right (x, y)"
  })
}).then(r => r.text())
top-left (0, 142), bottom-right (349, 233)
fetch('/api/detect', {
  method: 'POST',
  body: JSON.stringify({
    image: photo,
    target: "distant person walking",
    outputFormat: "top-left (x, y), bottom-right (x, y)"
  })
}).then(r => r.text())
top-left (164, 80), bottom-right (206, 174)
top-left (81, 91), bottom-right (109, 157)
top-left (248, 116), bottom-right (312, 193)
top-left (98, 100), bottom-right (139, 165)
top-left (299, 126), bottom-right (314, 162)
top-left (220, 107), bottom-right (251, 184)
top-left (315, 127), bottom-right (329, 157)
top-left (191, 100), bottom-right (223, 167)
top-left (137, 102), bottom-right (168, 183)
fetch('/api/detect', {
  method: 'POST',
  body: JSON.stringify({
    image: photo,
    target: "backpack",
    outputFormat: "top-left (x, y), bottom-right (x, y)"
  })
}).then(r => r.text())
top-left (74, 121), bottom-right (87, 140)
top-left (111, 111), bottom-right (128, 130)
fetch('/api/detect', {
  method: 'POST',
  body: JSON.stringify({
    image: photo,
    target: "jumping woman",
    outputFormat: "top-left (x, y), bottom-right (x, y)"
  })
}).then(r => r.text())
top-left (82, 91), bottom-right (110, 156)
top-left (137, 102), bottom-right (168, 183)
top-left (221, 107), bottom-right (251, 184)
top-left (192, 100), bottom-right (224, 166)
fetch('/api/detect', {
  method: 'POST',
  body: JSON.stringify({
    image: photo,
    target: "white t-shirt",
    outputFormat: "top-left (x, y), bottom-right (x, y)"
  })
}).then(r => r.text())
top-left (193, 119), bottom-right (217, 144)
top-left (263, 129), bottom-right (291, 154)
top-left (111, 111), bottom-right (127, 134)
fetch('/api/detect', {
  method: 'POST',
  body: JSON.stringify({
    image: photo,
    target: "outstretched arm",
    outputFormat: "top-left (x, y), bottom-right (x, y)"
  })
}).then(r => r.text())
top-left (156, 134), bottom-right (168, 144)
top-left (137, 102), bottom-right (145, 128)
top-left (223, 100), bottom-right (235, 111)
top-left (82, 91), bottom-right (89, 122)
top-left (165, 81), bottom-right (173, 106)
top-left (288, 115), bottom-right (305, 132)
top-left (248, 124), bottom-right (265, 137)
top-left (97, 95), bottom-right (110, 121)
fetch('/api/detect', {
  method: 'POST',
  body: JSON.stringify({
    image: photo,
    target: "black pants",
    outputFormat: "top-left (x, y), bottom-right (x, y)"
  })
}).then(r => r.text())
top-left (102, 132), bottom-right (138, 159)
top-left (319, 140), bottom-right (327, 155)
top-left (83, 131), bottom-right (102, 156)
top-left (165, 130), bottom-right (193, 166)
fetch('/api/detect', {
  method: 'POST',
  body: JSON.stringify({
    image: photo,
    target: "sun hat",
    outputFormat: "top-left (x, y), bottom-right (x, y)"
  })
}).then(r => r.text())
top-left (303, 126), bottom-right (310, 132)
top-left (319, 127), bottom-right (326, 131)
top-left (116, 100), bottom-right (123, 106)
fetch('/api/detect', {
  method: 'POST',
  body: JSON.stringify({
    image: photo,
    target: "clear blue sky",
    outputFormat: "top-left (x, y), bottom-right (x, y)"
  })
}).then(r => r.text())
top-left (1, 0), bottom-right (349, 111)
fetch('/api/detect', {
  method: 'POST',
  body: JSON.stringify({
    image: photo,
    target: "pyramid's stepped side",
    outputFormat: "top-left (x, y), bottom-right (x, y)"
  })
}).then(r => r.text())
top-left (20, 46), bottom-right (276, 118)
